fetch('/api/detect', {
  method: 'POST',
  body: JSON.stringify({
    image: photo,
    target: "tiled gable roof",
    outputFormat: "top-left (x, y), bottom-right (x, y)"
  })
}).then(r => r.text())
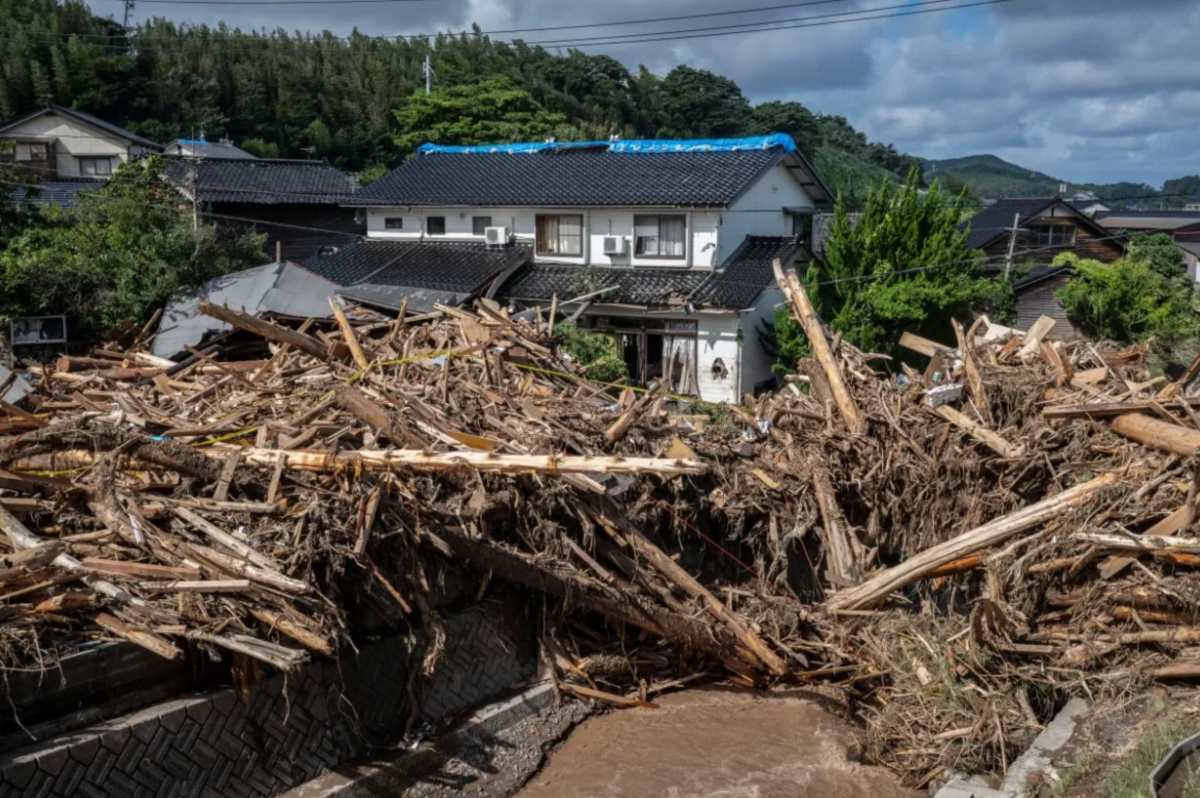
top-left (352, 136), bottom-right (805, 208)
top-left (691, 235), bottom-right (804, 308)
top-left (301, 240), bottom-right (530, 312)
top-left (498, 263), bottom-right (708, 307)
top-left (964, 197), bottom-right (1058, 250)
top-left (166, 157), bottom-right (359, 205)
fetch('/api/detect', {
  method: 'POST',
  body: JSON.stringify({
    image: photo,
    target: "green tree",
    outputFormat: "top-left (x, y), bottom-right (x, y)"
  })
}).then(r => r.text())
top-left (556, 322), bottom-right (628, 385)
top-left (1056, 252), bottom-right (1198, 345)
top-left (0, 156), bottom-right (264, 339)
top-left (392, 78), bottom-right (580, 155)
top-left (1126, 232), bottom-right (1187, 283)
top-left (657, 66), bottom-right (750, 138)
top-left (750, 100), bottom-right (820, 155)
top-left (773, 171), bottom-right (998, 371)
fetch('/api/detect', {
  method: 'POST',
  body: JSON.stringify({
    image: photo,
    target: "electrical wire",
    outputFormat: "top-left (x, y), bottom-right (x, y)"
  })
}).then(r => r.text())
top-left (7, 0), bottom-right (1011, 53)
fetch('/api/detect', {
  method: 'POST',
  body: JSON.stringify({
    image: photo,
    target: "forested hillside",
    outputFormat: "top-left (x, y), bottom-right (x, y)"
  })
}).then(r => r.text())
top-left (0, 0), bottom-right (919, 201)
top-left (923, 154), bottom-right (1199, 207)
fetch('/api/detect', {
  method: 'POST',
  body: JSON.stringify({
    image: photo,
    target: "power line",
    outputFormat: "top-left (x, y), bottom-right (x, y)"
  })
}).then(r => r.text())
top-left (12, 0), bottom-right (1010, 52)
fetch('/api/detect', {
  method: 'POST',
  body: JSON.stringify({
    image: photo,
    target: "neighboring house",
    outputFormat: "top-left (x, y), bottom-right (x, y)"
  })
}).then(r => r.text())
top-left (965, 196), bottom-right (1126, 338)
top-left (165, 156), bottom-right (363, 261)
top-left (167, 137), bottom-right (258, 160)
top-left (328, 134), bottom-right (832, 403)
top-left (1094, 210), bottom-right (1200, 284)
top-left (0, 104), bottom-right (161, 182)
top-left (7, 180), bottom-right (102, 209)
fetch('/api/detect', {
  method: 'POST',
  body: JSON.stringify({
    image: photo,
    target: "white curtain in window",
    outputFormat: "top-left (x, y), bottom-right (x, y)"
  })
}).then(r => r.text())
top-left (635, 217), bottom-right (658, 255)
top-left (559, 215), bottom-right (582, 254)
top-left (662, 336), bottom-right (697, 395)
top-left (660, 216), bottom-right (685, 257)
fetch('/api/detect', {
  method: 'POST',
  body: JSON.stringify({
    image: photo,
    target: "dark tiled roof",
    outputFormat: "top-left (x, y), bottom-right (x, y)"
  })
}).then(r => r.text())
top-left (353, 146), bottom-right (787, 208)
top-left (0, 105), bottom-right (163, 151)
top-left (692, 235), bottom-right (805, 308)
top-left (964, 197), bottom-right (1058, 249)
top-left (499, 263), bottom-right (708, 307)
top-left (302, 239), bottom-right (530, 298)
top-left (1014, 264), bottom-right (1073, 291)
top-left (167, 139), bottom-right (258, 159)
top-left (9, 180), bottom-right (103, 209)
top-left (166, 157), bottom-right (359, 205)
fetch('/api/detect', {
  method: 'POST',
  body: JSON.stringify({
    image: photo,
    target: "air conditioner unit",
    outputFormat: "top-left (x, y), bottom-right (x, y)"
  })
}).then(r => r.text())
top-left (602, 235), bottom-right (626, 255)
top-left (484, 226), bottom-right (510, 247)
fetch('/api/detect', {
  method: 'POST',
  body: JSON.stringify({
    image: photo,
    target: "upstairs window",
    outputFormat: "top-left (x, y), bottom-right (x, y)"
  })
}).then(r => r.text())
top-left (384, 217), bottom-right (404, 230)
top-left (536, 214), bottom-right (583, 257)
top-left (1030, 224), bottom-right (1075, 247)
top-left (426, 216), bottom-right (446, 235)
top-left (634, 214), bottom-right (686, 258)
top-left (472, 215), bottom-right (493, 235)
top-left (79, 156), bottom-right (113, 177)
top-left (15, 142), bottom-right (48, 162)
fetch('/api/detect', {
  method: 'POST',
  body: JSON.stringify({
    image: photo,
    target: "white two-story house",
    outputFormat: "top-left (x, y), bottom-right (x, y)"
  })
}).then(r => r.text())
top-left (0, 104), bottom-right (163, 208)
top-left (302, 134), bottom-right (832, 403)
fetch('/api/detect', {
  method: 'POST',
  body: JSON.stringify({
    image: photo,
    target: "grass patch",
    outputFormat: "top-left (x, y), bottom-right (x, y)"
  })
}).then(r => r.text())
top-left (1102, 720), bottom-right (1199, 798)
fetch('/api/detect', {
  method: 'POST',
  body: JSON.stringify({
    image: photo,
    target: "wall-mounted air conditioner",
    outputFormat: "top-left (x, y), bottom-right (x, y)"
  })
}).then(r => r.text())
top-left (602, 235), bottom-right (626, 255)
top-left (484, 226), bottom-right (510, 247)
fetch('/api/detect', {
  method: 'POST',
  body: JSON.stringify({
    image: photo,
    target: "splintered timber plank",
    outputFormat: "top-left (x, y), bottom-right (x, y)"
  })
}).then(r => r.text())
top-left (827, 472), bottom-right (1121, 611)
top-left (207, 447), bottom-right (707, 477)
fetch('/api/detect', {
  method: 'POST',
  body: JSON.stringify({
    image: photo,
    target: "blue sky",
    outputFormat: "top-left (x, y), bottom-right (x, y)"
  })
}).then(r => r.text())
top-left (94, 0), bottom-right (1199, 186)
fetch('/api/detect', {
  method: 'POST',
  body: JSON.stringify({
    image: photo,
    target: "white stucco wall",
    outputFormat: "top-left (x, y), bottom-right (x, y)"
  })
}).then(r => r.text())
top-left (717, 161), bottom-right (815, 263)
top-left (0, 112), bottom-right (131, 178)
top-left (737, 286), bottom-right (785, 396)
top-left (366, 206), bottom-right (721, 268)
top-left (695, 313), bottom-right (741, 404)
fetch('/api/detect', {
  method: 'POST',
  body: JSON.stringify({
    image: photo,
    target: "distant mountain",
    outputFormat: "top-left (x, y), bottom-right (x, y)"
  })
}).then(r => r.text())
top-left (921, 154), bottom-right (1197, 208)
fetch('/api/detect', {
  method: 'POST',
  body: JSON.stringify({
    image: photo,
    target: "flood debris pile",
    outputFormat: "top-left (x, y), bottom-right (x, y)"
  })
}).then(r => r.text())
top-left (2, 266), bottom-right (1200, 786)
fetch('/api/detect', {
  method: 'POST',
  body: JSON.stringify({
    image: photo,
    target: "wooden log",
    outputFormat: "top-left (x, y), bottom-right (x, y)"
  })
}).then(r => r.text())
top-left (772, 258), bottom-right (866, 435)
top-left (1043, 399), bottom-right (1200, 419)
top-left (424, 526), bottom-right (761, 677)
top-left (81, 558), bottom-right (202, 581)
top-left (328, 298), bottom-right (371, 370)
top-left (208, 446), bottom-right (707, 477)
top-left (139, 579), bottom-right (251, 593)
top-left (1072, 532), bottom-right (1200, 554)
top-left (0, 541), bottom-right (64, 570)
top-left (187, 543), bottom-right (312, 595)
top-left (172, 506), bottom-right (282, 571)
top-left (827, 472), bottom-right (1120, 610)
top-left (932, 405), bottom-right (1022, 458)
top-left (811, 465), bottom-right (859, 586)
top-left (604, 383), bottom-right (658, 444)
top-left (249, 607), bottom-right (335, 656)
top-left (954, 318), bottom-right (993, 426)
top-left (198, 301), bottom-right (329, 361)
top-left (899, 332), bottom-right (955, 359)
top-left (588, 502), bottom-right (787, 677)
top-left (95, 613), bottom-right (181, 660)
top-left (333, 385), bottom-right (421, 447)
top-left (1112, 413), bottom-right (1200, 456)
top-left (186, 631), bottom-right (307, 670)
top-left (0, 504), bottom-right (134, 605)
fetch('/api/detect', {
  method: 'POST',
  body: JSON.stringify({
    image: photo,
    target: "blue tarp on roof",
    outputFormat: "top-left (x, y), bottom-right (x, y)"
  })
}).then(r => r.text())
top-left (417, 133), bottom-right (796, 155)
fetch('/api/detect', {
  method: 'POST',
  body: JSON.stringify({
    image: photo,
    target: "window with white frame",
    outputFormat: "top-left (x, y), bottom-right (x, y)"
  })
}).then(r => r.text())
top-left (79, 156), bottom-right (114, 177)
top-left (634, 214), bottom-right (686, 259)
top-left (535, 214), bottom-right (583, 257)
top-left (426, 216), bottom-right (446, 235)
top-left (472, 215), bottom-right (492, 235)
top-left (384, 217), bottom-right (404, 230)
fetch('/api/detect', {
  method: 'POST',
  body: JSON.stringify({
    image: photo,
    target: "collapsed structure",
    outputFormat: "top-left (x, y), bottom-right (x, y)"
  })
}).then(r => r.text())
top-left (2, 265), bottom-right (1200, 787)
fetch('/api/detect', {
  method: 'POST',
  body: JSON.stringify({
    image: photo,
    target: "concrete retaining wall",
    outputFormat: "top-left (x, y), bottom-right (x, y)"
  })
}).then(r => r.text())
top-left (0, 604), bottom-right (535, 797)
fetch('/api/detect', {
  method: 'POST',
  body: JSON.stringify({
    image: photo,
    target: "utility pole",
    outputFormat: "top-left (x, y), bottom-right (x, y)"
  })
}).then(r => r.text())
top-left (122, 0), bottom-right (135, 30)
top-left (1004, 212), bottom-right (1021, 278)
top-left (423, 54), bottom-right (434, 95)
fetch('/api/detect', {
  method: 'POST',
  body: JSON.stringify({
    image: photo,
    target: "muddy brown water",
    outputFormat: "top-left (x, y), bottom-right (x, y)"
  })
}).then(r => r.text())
top-left (518, 687), bottom-right (918, 798)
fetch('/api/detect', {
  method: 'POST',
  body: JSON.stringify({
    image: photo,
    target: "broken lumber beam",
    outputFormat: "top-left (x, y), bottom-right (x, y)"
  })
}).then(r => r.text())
top-left (1111, 413), bottom-right (1200, 456)
top-left (95, 612), bottom-right (181, 660)
top-left (328, 298), bottom-right (371, 370)
top-left (827, 472), bottom-right (1120, 610)
top-left (172, 506), bottom-right (281, 571)
top-left (604, 383), bottom-right (659, 444)
top-left (899, 331), bottom-right (955, 359)
top-left (248, 607), bottom-right (335, 656)
top-left (187, 543), bottom-right (312, 594)
top-left (1043, 399), bottom-right (1200, 419)
top-left (1019, 315), bottom-right (1056, 360)
top-left (198, 301), bottom-right (329, 361)
top-left (210, 446), bottom-right (707, 477)
top-left (932, 404), bottom-right (1022, 458)
top-left (81, 558), bottom-right (202, 581)
top-left (1072, 532), bottom-right (1200, 554)
top-left (772, 258), bottom-right (866, 435)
